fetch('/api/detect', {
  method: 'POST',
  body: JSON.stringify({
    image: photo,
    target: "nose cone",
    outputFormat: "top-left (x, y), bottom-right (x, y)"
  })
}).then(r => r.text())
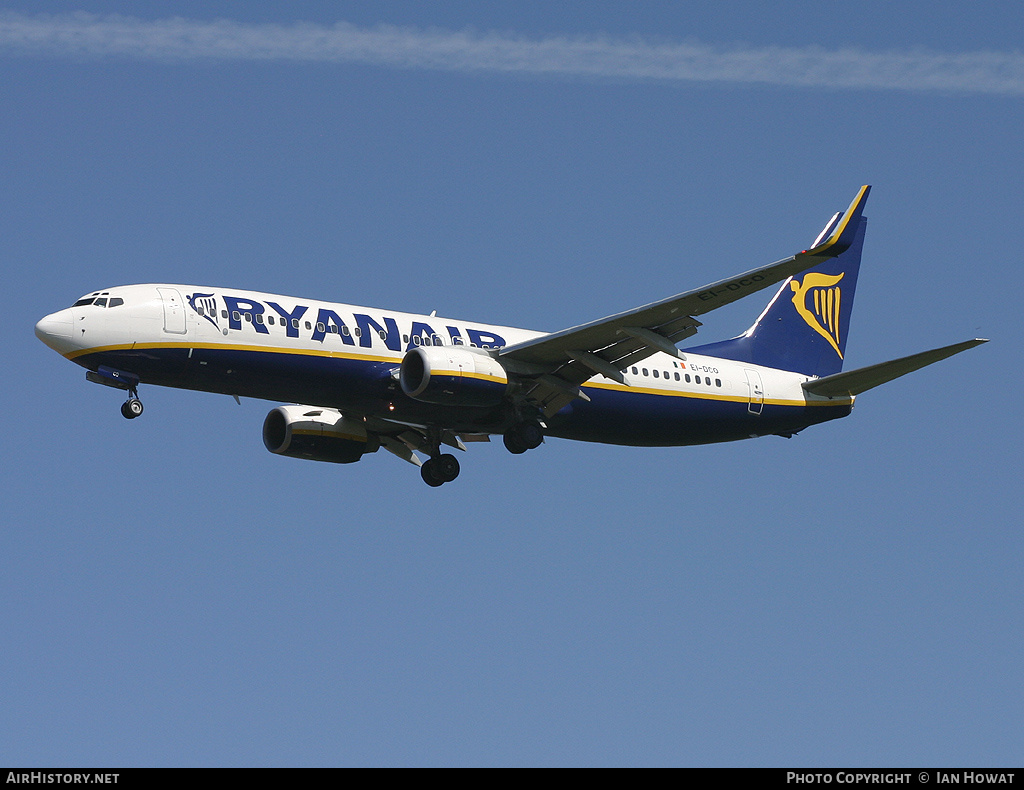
top-left (35, 308), bottom-right (75, 354)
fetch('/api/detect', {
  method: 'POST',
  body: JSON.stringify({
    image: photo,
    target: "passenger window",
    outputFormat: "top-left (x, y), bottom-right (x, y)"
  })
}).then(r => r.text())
top-left (255, 314), bottom-right (264, 324)
top-left (653, 370), bottom-right (659, 378)
top-left (244, 313), bottom-right (252, 322)
top-left (232, 311), bottom-right (240, 321)
top-left (222, 310), bottom-right (228, 319)
top-left (292, 319), bottom-right (299, 328)
top-left (631, 367), bottom-right (638, 375)
top-left (642, 368), bottom-right (649, 376)
top-left (341, 326), bottom-right (349, 336)
top-left (379, 330), bottom-right (387, 340)
top-left (267, 315), bottom-right (275, 325)
top-left (685, 374), bottom-right (691, 383)
top-left (674, 372), bottom-right (680, 381)
top-left (304, 321), bottom-right (311, 330)
top-left (715, 379), bottom-right (721, 387)
top-left (705, 377), bottom-right (711, 385)
top-left (316, 322), bottom-right (325, 332)
top-left (413, 336), bottom-right (421, 346)
top-left (354, 327), bottom-right (361, 337)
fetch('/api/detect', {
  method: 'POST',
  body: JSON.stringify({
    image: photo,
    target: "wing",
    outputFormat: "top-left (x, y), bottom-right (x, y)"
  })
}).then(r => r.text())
top-left (363, 413), bottom-right (491, 466)
top-left (500, 186), bottom-right (871, 416)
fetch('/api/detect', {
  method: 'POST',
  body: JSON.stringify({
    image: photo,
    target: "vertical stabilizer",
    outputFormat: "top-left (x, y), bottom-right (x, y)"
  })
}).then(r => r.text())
top-left (688, 215), bottom-right (867, 377)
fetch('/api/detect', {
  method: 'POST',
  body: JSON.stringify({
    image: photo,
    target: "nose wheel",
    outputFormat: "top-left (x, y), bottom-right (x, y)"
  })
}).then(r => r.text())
top-left (120, 383), bottom-right (143, 420)
top-left (120, 397), bottom-right (144, 419)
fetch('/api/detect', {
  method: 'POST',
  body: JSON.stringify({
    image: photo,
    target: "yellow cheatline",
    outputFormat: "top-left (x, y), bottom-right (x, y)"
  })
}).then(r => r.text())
top-left (463, 372), bottom-right (507, 383)
top-left (429, 369), bottom-right (507, 384)
top-left (582, 379), bottom-right (851, 407)
top-left (67, 340), bottom-right (400, 365)
top-left (291, 428), bottom-right (366, 442)
top-left (67, 341), bottom-right (853, 408)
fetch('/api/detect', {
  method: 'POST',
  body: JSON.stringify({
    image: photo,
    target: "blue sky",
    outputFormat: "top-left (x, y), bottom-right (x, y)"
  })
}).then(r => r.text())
top-left (3, 2), bottom-right (1022, 767)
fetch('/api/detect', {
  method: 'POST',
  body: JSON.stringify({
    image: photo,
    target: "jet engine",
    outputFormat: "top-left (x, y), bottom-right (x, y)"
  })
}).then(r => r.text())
top-left (262, 405), bottom-right (379, 464)
top-left (399, 345), bottom-right (509, 407)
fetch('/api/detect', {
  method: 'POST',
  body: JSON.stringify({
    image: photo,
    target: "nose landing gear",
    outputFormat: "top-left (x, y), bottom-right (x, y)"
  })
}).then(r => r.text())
top-left (120, 396), bottom-right (144, 420)
top-left (85, 366), bottom-right (144, 420)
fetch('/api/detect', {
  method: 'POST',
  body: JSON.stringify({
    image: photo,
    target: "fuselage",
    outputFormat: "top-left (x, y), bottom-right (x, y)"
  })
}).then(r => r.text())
top-left (35, 283), bottom-right (853, 446)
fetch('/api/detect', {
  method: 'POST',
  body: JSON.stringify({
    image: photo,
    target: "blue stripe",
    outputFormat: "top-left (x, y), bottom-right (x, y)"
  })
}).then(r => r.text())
top-left (546, 386), bottom-right (849, 446)
top-left (73, 346), bottom-right (851, 446)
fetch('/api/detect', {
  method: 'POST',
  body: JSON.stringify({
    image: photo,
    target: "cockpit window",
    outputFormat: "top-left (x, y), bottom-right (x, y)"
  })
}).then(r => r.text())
top-left (72, 295), bottom-right (125, 308)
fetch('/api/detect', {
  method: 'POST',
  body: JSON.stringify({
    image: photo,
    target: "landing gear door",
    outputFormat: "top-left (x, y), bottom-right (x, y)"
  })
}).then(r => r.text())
top-left (744, 369), bottom-right (764, 415)
top-left (157, 287), bottom-right (187, 335)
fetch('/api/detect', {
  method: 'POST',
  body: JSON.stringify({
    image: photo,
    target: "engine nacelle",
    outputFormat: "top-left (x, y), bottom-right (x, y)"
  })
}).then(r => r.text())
top-left (399, 345), bottom-right (509, 407)
top-left (262, 405), bottom-right (379, 464)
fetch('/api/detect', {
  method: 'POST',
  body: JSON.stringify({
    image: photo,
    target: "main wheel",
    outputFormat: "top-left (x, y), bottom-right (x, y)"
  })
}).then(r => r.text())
top-left (517, 421), bottom-right (543, 450)
top-left (503, 431), bottom-right (527, 454)
top-left (436, 453), bottom-right (460, 483)
top-left (420, 458), bottom-right (445, 487)
top-left (504, 421), bottom-right (542, 454)
top-left (121, 398), bottom-right (144, 419)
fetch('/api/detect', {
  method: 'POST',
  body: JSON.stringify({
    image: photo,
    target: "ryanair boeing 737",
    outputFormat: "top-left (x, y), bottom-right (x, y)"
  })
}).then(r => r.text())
top-left (35, 187), bottom-right (986, 486)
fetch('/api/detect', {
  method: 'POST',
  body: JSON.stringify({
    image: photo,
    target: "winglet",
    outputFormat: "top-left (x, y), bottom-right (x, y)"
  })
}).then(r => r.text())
top-left (801, 185), bottom-right (871, 257)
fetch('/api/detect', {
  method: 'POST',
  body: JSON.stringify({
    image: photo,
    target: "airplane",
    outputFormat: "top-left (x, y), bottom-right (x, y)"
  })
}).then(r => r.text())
top-left (35, 186), bottom-right (986, 486)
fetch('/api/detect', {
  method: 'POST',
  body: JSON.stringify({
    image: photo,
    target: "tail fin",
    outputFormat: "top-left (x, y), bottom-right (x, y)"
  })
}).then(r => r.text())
top-left (688, 208), bottom-right (868, 378)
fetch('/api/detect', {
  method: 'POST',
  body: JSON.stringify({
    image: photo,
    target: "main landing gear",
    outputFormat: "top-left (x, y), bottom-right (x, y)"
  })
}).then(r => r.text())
top-left (418, 427), bottom-right (462, 487)
top-left (420, 453), bottom-right (461, 487)
top-left (502, 420), bottom-right (543, 455)
top-left (418, 419), bottom-right (543, 486)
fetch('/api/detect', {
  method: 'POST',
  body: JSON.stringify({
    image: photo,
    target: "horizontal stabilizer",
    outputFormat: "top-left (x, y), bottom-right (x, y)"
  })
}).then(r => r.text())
top-left (802, 339), bottom-right (988, 398)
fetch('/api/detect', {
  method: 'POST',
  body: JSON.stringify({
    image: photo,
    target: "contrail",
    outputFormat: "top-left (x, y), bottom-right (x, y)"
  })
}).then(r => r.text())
top-left (2, 11), bottom-right (1023, 95)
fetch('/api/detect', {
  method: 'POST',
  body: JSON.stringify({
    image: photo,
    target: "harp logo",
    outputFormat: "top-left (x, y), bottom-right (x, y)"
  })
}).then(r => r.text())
top-left (187, 292), bottom-right (220, 329)
top-left (789, 273), bottom-right (845, 359)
